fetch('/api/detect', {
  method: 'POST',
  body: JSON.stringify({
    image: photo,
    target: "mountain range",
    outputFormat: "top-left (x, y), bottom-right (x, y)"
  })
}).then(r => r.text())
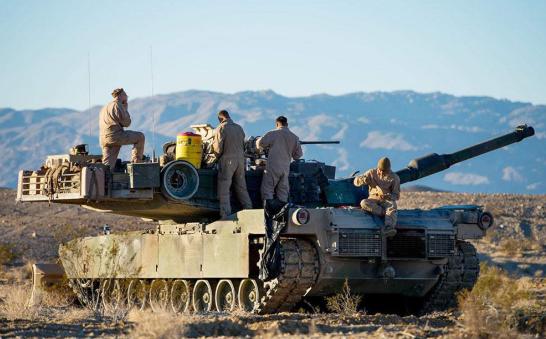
top-left (1, 90), bottom-right (544, 193)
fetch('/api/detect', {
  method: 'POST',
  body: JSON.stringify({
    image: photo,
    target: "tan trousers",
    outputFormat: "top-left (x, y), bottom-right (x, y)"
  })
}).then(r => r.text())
top-left (261, 167), bottom-right (289, 202)
top-left (217, 157), bottom-right (252, 218)
top-left (360, 198), bottom-right (398, 227)
top-left (101, 130), bottom-right (145, 169)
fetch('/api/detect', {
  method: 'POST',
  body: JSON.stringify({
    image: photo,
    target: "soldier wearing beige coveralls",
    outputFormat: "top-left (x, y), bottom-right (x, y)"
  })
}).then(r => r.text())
top-left (212, 110), bottom-right (252, 219)
top-left (257, 116), bottom-right (303, 202)
top-left (99, 88), bottom-right (145, 169)
top-left (354, 157), bottom-right (400, 237)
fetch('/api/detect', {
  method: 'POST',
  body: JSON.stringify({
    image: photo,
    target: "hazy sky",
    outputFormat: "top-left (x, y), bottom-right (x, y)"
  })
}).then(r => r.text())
top-left (1, 0), bottom-right (545, 110)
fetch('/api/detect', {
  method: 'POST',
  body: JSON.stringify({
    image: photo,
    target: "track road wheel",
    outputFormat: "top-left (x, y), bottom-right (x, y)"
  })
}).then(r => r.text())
top-left (149, 279), bottom-right (169, 312)
top-left (238, 279), bottom-right (261, 312)
top-left (171, 280), bottom-right (191, 313)
top-left (215, 280), bottom-right (236, 312)
top-left (193, 280), bottom-right (213, 312)
top-left (127, 279), bottom-right (148, 310)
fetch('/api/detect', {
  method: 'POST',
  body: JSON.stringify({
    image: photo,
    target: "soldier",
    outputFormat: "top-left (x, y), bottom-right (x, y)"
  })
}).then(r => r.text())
top-left (353, 157), bottom-right (400, 237)
top-left (212, 110), bottom-right (253, 219)
top-left (99, 88), bottom-right (145, 169)
top-left (256, 116), bottom-right (303, 203)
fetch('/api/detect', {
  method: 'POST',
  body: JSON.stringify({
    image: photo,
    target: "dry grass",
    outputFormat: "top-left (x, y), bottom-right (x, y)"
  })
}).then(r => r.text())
top-left (498, 238), bottom-right (542, 257)
top-left (0, 283), bottom-right (39, 320)
top-left (458, 263), bottom-right (545, 337)
top-left (0, 280), bottom-right (82, 320)
top-left (127, 310), bottom-right (252, 338)
top-left (128, 311), bottom-right (182, 338)
top-left (325, 279), bottom-right (362, 315)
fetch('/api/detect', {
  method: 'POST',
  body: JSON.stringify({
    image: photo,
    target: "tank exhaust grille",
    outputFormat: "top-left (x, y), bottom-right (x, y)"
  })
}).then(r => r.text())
top-left (427, 233), bottom-right (456, 257)
top-left (387, 230), bottom-right (426, 258)
top-left (338, 229), bottom-right (381, 257)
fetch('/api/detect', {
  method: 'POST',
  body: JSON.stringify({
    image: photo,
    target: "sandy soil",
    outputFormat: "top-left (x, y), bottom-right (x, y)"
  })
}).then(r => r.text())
top-left (0, 189), bottom-right (544, 338)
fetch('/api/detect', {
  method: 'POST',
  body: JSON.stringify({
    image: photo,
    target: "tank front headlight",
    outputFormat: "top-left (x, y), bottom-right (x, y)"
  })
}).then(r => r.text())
top-left (292, 208), bottom-right (310, 226)
top-left (478, 211), bottom-right (494, 230)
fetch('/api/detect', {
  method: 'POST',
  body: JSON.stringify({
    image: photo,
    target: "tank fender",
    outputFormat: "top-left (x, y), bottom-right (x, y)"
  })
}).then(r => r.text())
top-left (284, 208), bottom-right (333, 235)
top-left (28, 263), bottom-right (67, 306)
top-left (448, 208), bottom-right (494, 240)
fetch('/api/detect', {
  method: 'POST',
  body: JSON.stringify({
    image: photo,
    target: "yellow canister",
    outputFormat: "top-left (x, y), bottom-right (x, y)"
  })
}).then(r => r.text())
top-left (176, 132), bottom-right (202, 169)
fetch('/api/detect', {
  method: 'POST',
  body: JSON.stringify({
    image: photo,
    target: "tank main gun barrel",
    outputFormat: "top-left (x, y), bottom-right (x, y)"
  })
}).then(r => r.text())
top-left (396, 125), bottom-right (535, 184)
top-left (300, 141), bottom-right (340, 145)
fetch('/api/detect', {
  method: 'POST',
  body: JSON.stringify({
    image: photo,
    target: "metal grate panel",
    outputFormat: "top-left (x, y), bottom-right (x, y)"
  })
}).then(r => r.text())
top-left (387, 230), bottom-right (426, 258)
top-left (338, 229), bottom-right (381, 257)
top-left (428, 233), bottom-right (455, 257)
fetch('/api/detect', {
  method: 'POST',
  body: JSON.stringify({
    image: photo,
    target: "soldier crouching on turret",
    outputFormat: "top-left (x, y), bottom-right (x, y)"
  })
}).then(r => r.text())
top-left (354, 157), bottom-right (400, 237)
top-left (99, 88), bottom-right (145, 170)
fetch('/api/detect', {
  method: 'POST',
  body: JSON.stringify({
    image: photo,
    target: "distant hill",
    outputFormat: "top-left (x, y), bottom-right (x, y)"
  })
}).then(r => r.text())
top-left (0, 90), bottom-right (544, 193)
top-left (401, 185), bottom-right (447, 193)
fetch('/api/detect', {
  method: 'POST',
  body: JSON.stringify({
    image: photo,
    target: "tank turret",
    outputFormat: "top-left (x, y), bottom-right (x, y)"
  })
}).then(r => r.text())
top-left (17, 125), bottom-right (534, 220)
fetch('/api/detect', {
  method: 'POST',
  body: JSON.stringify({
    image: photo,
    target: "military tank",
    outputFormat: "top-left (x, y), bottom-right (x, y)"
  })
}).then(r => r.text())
top-left (18, 124), bottom-right (535, 314)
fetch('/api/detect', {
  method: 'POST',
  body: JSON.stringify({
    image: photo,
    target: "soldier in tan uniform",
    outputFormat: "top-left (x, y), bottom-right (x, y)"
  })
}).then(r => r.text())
top-left (257, 116), bottom-right (303, 202)
top-left (212, 110), bottom-right (252, 219)
top-left (99, 88), bottom-right (145, 169)
top-left (354, 157), bottom-right (400, 237)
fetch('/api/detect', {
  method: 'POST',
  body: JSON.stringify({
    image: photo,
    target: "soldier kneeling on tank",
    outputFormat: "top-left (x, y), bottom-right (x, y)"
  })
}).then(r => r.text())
top-left (353, 157), bottom-right (400, 237)
top-left (99, 88), bottom-right (145, 170)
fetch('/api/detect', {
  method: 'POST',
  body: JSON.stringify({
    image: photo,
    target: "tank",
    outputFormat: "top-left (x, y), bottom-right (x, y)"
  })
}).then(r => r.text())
top-left (18, 124), bottom-right (535, 314)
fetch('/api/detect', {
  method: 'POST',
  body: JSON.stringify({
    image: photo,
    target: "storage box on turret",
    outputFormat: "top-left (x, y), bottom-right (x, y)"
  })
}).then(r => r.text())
top-left (127, 162), bottom-right (160, 189)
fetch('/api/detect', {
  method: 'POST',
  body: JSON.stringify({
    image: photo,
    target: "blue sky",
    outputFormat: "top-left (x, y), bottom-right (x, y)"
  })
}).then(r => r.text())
top-left (1, 0), bottom-right (545, 110)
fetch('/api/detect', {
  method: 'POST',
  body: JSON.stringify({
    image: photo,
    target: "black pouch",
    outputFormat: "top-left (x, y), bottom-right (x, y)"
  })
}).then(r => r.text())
top-left (259, 199), bottom-right (290, 281)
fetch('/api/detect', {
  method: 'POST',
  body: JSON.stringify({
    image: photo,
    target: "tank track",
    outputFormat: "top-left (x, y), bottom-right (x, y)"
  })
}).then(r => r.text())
top-left (65, 238), bottom-right (319, 314)
top-left (421, 241), bottom-right (479, 314)
top-left (257, 238), bottom-right (319, 314)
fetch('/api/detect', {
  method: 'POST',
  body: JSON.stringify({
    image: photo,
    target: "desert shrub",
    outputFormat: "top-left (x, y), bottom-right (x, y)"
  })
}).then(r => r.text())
top-left (60, 240), bottom-right (135, 323)
top-left (325, 279), bottom-right (361, 315)
top-left (458, 263), bottom-right (543, 337)
top-left (509, 307), bottom-right (546, 336)
top-left (40, 278), bottom-right (77, 308)
top-left (52, 223), bottom-right (90, 244)
top-left (0, 243), bottom-right (19, 268)
top-left (498, 238), bottom-right (522, 256)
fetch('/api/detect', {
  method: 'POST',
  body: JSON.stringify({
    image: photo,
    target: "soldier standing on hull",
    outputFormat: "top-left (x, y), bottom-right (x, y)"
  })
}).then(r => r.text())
top-left (257, 116), bottom-right (303, 281)
top-left (354, 157), bottom-right (400, 237)
top-left (256, 116), bottom-right (303, 203)
top-left (212, 110), bottom-right (253, 219)
top-left (99, 88), bottom-right (145, 170)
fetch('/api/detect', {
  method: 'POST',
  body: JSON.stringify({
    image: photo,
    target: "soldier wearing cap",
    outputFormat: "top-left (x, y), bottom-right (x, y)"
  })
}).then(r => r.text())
top-left (256, 116), bottom-right (303, 203)
top-left (212, 110), bottom-right (252, 219)
top-left (99, 88), bottom-right (145, 169)
top-left (353, 157), bottom-right (400, 237)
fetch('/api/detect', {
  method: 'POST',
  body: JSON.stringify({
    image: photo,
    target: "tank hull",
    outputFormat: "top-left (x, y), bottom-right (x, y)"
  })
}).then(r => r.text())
top-left (59, 207), bottom-right (483, 312)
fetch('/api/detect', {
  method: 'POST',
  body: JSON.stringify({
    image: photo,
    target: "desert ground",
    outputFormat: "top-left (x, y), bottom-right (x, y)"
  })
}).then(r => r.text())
top-left (0, 188), bottom-right (544, 338)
